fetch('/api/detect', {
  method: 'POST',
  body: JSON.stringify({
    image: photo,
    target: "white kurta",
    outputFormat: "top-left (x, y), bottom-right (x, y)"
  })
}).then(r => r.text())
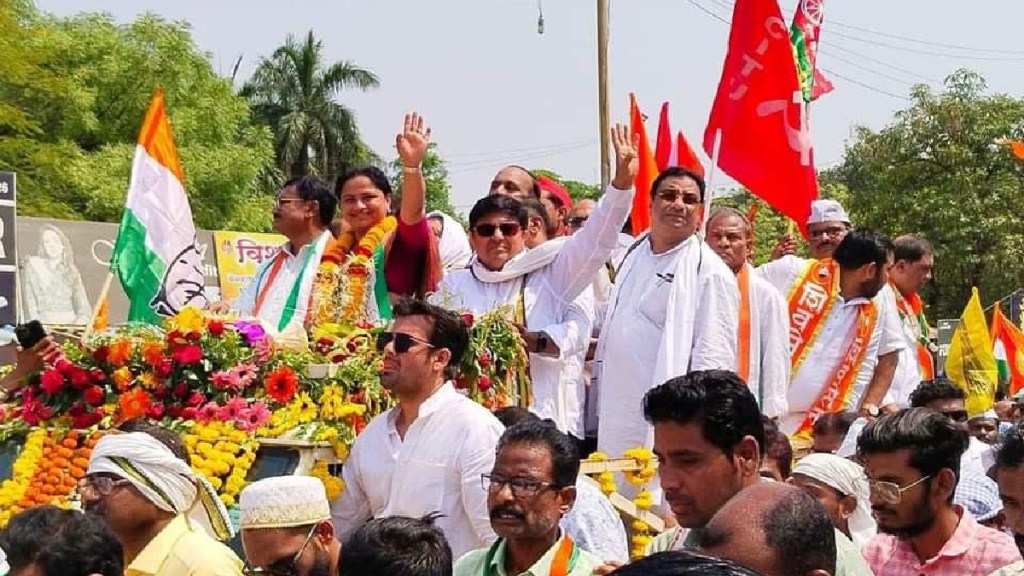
top-left (743, 266), bottom-right (790, 419)
top-left (431, 184), bottom-right (632, 435)
top-left (880, 285), bottom-right (925, 408)
top-left (596, 236), bottom-right (739, 473)
top-left (331, 383), bottom-right (504, 558)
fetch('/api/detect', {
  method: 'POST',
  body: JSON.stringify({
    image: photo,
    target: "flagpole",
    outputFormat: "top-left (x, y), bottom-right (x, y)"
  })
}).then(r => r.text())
top-left (701, 129), bottom-right (723, 236)
top-left (82, 272), bottom-right (114, 344)
top-left (597, 0), bottom-right (611, 189)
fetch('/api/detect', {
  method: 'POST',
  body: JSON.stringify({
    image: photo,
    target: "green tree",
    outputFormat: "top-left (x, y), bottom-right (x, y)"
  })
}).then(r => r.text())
top-left (390, 143), bottom-right (460, 218)
top-left (243, 30), bottom-right (379, 180)
top-left (530, 169), bottom-right (602, 202)
top-left (829, 69), bottom-right (1024, 318)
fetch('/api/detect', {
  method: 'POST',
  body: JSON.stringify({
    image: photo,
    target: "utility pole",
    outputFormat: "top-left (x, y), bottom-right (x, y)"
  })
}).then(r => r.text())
top-left (597, 0), bottom-right (610, 189)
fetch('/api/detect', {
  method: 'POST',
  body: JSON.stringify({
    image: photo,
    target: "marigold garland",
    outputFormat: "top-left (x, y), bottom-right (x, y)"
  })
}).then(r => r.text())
top-left (309, 459), bottom-right (345, 502)
top-left (622, 447), bottom-right (657, 487)
top-left (185, 421), bottom-right (258, 508)
top-left (0, 429), bottom-right (47, 525)
top-left (336, 216), bottom-right (397, 323)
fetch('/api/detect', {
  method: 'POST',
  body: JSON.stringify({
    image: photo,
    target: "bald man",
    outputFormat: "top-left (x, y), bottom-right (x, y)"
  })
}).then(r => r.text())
top-left (489, 165), bottom-right (539, 199)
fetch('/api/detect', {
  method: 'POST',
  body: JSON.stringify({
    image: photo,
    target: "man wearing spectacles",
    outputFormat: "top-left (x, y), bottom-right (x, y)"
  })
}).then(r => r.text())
top-left (454, 421), bottom-right (602, 576)
top-left (238, 477), bottom-right (339, 576)
top-left (859, 408), bottom-right (1021, 575)
top-left (332, 299), bottom-right (504, 558)
top-left (433, 125), bottom-right (637, 440)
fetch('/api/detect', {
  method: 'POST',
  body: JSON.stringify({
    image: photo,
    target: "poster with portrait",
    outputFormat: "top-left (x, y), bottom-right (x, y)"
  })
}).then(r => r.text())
top-left (212, 231), bottom-right (285, 302)
top-left (0, 172), bottom-right (16, 326)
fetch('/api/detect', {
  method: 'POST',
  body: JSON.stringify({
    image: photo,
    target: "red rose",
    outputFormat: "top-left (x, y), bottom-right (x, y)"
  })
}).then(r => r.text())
top-left (167, 330), bottom-right (184, 344)
top-left (478, 376), bottom-right (492, 391)
top-left (147, 403), bottom-right (166, 420)
top-left (39, 370), bottom-right (66, 395)
top-left (173, 382), bottom-right (189, 398)
top-left (461, 313), bottom-right (475, 327)
top-left (185, 331), bottom-right (202, 342)
top-left (454, 378), bottom-right (468, 390)
top-left (186, 392), bottom-right (205, 407)
top-left (181, 407), bottom-right (198, 420)
top-left (83, 385), bottom-right (105, 406)
top-left (172, 345), bottom-right (203, 365)
top-left (93, 346), bottom-right (110, 364)
top-left (166, 404), bottom-right (183, 418)
top-left (72, 410), bottom-right (103, 429)
top-left (478, 350), bottom-right (492, 368)
top-left (69, 368), bottom-right (92, 390)
top-left (153, 384), bottom-right (168, 400)
top-left (207, 320), bottom-right (225, 337)
top-left (156, 359), bottom-right (174, 377)
top-left (54, 358), bottom-right (73, 375)
top-left (89, 368), bottom-right (106, 383)
top-left (68, 402), bottom-right (87, 416)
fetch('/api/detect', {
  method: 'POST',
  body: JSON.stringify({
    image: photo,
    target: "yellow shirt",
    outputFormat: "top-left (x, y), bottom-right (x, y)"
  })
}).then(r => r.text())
top-left (126, 515), bottom-right (244, 576)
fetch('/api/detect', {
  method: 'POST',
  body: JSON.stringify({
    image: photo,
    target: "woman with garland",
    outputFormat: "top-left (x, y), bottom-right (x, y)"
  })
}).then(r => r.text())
top-left (319, 112), bottom-right (442, 324)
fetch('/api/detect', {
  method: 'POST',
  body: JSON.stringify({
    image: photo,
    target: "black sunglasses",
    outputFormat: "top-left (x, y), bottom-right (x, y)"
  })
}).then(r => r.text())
top-left (942, 409), bottom-right (969, 423)
top-left (566, 216), bottom-right (588, 228)
top-left (473, 222), bottom-right (521, 237)
top-left (376, 332), bottom-right (435, 353)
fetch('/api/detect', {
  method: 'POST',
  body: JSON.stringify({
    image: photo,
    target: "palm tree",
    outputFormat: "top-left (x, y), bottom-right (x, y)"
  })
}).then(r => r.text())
top-left (242, 30), bottom-right (379, 180)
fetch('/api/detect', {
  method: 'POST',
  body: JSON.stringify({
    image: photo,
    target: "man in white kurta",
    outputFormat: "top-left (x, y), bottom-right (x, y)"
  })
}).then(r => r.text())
top-left (596, 167), bottom-right (739, 483)
top-left (331, 300), bottom-right (504, 558)
top-left (705, 207), bottom-right (789, 418)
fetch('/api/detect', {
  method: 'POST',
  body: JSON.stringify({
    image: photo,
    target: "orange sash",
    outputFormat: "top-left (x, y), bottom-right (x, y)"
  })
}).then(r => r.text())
top-left (892, 286), bottom-right (935, 380)
top-left (787, 259), bottom-right (841, 373)
top-left (737, 265), bottom-right (752, 382)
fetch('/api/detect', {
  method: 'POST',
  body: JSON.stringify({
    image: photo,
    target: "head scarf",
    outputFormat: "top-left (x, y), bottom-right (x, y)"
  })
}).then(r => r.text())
top-left (791, 453), bottom-right (876, 548)
top-left (428, 211), bottom-right (472, 271)
top-left (88, 432), bottom-right (234, 541)
top-left (954, 473), bottom-right (1003, 523)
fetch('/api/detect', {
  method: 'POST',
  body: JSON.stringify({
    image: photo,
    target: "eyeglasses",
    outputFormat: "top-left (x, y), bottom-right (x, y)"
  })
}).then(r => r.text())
top-left (655, 190), bottom-right (700, 205)
top-left (808, 226), bottom-right (847, 240)
top-left (274, 197), bottom-right (307, 209)
top-left (566, 216), bottom-right (588, 228)
top-left (76, 474), bottom-right (131, 498)
top-left (941, 409), bottom-right (969, 423)
top-left (375, 332), bottom-right (435, 353)
top-left (868, 475), bottom-right (932, 505)
top-left (242, 524), bottom-right (317, 576)
top-left (481, 474), bottom-right (558, 498)
top-left (473, 223), bottom-right (521, 237)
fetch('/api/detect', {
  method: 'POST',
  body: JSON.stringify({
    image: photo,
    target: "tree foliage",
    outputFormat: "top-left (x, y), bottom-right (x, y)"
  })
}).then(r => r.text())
top-left (828, 70), bottom-right (1024, 318)
top-left (390, 143), bottom-right (460, 220)
top-left (530, 169), bottom-right (602, 202)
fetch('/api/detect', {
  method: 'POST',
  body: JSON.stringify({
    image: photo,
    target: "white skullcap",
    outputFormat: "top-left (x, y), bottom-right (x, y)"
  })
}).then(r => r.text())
top-left (239, 476), bottom-right (331, 529)
top-left (792, 453), bottom-right (877, 548)
top-left (969, 408), bottom-right (998, 420)
top-left (806, 199), bottom-right (851, 225)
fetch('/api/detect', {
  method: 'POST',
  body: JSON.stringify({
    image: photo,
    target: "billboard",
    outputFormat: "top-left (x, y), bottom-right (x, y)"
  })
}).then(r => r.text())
top-left (212, 231), bottom-right (285, 302)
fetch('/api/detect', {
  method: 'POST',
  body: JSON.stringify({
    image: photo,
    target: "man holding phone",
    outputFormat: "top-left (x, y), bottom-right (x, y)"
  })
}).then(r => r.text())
top-left (0, 321), bottom-right (61, 400)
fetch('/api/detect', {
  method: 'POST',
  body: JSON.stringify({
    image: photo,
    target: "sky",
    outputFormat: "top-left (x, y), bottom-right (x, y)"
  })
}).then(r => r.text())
top-left (37, 0), bottom-right (1024, 216)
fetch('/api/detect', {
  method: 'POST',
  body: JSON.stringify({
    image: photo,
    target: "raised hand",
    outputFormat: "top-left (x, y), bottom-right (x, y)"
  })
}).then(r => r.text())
top-left (396, 112), bottom-right (432, 168)
top-left (610, 123), bottom-right (639, 190)
top-left (770, 233), bottom-right (798, 261)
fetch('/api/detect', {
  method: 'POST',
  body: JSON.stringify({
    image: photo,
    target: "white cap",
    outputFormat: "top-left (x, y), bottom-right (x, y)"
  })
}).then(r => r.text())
top-left (807, 199), bottom-right (851, 225)
top-left (239, 476), bottom-right (331, 529)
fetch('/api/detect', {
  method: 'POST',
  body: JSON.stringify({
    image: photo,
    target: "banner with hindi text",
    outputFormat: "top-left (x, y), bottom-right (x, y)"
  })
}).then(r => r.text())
top-left (212, 231), bottom-right (285, 302)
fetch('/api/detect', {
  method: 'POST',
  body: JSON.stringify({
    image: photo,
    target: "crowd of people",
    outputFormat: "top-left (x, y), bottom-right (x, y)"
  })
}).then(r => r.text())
top-left (1, 112), bottom-right (1023, 575)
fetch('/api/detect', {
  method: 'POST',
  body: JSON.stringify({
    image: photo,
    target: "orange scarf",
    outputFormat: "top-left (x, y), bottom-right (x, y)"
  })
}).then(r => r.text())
top-left (737, 265), bottom-right (752, 383)
top-left (892, 285), bottom-right (935, 380)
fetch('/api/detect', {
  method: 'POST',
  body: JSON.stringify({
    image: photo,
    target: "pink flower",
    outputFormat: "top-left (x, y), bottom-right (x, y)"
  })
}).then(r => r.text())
top-left (186, 392), bottom-right (206, 407)
top-left (218, 396), bottom-right (248, 421)
top-left (196, 402), bottom-right (221, 424)
top-left (237, 402), bottom-right (271, 431)
top-left (181, 407), bottom-right (198, 420)
top-left (211, 370), bottom-right (241, 392)
top-left (232, 364), bottom-right (258, 389)
top-left (20, 399), bottom-right (52, 426)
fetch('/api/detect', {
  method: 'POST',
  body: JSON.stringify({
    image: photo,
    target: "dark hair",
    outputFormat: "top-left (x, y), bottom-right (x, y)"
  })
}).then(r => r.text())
top-left (468, 195), bottom-right (529, 229)
top-left (342, 514), bottom-right (452, 576)
top-left (609, 551), bottom-right (763, 576)
top-left (117, 419), bottom-right (190, 464)
top-left (336, 166), bottom-right (395, 197)
top-left (0, 506), bottom-right (123, 576)
top-left (505, 165), bottom-right (541, 198)
top-left (392, 298), bottom-right (469, 379)
top-left (894, 234), bottom-right (934, 264)
top-left (761, 489), bottom-right (837, 576)
top-left (812, 411), bottom-right (857, 438)
top-left (832, 229), bottom-right (894, 271)
top-left (762, 416), bottom-right (793, 479)
top-left (909, 378), bottom-right (966, 408)
top-left (642, 370), bottom-right (765, 457)
top-left (857, 408), bottom-right (969, 486)
top-left (497, 421), bottom-right (580, 488)
top-left (493, 406), bottom-right (540, 428)
top-left (995, 422), bottom-right (1024, 470)
top-left (650, 167), bottom-right (706, 202)
top-left (522, 197), bottom-right (557, 238)
top-left (283, 175), bottom-right (338, 228)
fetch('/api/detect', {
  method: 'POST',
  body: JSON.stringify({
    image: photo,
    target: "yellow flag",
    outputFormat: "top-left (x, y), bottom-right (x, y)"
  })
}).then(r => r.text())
top-left (945, 287), bottom-right (997, 415)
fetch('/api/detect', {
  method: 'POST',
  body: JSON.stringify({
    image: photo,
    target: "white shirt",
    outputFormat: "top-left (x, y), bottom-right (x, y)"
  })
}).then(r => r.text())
top-left (231, 231), bottom-right (330, 332)
top-left (560, 478), bottom-right (629, 564)
top-left (744, 268), bottom-right (790, 419)
top-left (331, 383), bottom-right (504, 558)
top-left (432, 185), bottom-right (631, 435)
top-left (881, 285), bottom-right (925, 408)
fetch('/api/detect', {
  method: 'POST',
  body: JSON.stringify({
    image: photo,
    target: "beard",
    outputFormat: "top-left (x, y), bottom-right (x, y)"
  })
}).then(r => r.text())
top-left (875, 495), bottom-right (937, 539)
top-left (308, 549), bottom-right (332, 576)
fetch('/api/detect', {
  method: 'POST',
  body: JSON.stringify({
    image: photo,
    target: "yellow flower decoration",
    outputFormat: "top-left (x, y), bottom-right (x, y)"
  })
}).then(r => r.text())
top-left (623, 447), bottom-right (657, 487)
top-left (170, 306), bottom-right (206, 333)
top-left (185, 421), bottom-right (259, 502)
top-left (585, 452), bottom-right (617, 496)
top-left (310, 460), bottom-right (345, 502)
top-left (0, 430), bottom-right (46, 526)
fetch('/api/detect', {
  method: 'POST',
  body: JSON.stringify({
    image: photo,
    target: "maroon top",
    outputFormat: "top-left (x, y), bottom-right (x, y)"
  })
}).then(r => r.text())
top-left (385, 217), bottom-right (430, 296)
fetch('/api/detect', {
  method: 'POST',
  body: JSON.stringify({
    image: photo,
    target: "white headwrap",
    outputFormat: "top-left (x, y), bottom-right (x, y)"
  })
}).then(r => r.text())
top-left (791, 453), bottom-right (877, 548)
top-left (428, 211), bottom-right (473, 271)
top-left (88, 432), bottom-right (234, 541)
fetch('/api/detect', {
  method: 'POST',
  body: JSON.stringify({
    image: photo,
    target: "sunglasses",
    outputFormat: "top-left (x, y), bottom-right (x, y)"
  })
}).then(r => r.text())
top-left (473, 222), bottom-right (521, 237)
top-left (375, 332), bottom-right (435, 353)
top-left (243, 523), bottom-right (317, 576)
top-left (566, 216), bottom-right (588, 228)
top-left (941, 409), bottom-right (969, 423)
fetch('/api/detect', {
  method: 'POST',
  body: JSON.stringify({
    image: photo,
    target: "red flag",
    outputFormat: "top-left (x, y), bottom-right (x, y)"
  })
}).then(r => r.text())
top-left (704, 0), bottom-right (818, 236)
top-left (675, 131), bottom-right (706, 179)
top-left (655, 103), bottom-right (673, 171)
top-left (629, 94), bottom-right (659, 235)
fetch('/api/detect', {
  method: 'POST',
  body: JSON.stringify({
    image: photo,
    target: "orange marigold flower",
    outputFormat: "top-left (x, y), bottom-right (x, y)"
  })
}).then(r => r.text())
top-left (264, 366), bottom-right (299, 404)
top-left (141, 341), bottom-right (166, 366)
top-left (107, 340), bottom-right (134, 367)
top-left (118, 388), bottom-right (152, 421)
top-left (112, 367), bottom-right (133, 391)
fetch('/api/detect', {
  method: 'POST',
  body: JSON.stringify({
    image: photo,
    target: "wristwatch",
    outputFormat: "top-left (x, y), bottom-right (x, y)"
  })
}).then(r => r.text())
top-left (862, 403), bottom-right (880, 418)
top-left (534, 333), bottom-right (549, 354)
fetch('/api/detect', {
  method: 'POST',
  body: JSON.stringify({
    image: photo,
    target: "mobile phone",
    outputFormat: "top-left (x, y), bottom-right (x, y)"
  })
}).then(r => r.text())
top-left (15, 320), bottom-right (47, 350)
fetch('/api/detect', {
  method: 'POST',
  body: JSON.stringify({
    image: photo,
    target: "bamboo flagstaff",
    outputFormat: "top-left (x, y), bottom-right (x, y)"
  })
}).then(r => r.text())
top-left (81, 272), bottom-right (114, 343)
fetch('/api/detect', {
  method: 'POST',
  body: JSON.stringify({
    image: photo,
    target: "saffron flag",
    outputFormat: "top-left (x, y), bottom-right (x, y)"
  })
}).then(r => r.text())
top-left (991, 304), bottom-right (1024, 395)
top-left (945, 288), bottom-right (997, 415)
top-left (628, 94), bottom-right (660, 235)
top-left (655, 102), bottom-right (673, 171)
top-left (789, 0), bottom-right (833, 101)
top-left (704, 0), bottom-right (818, 236)
top-left (674, 131), bottom-right (706, 179)
top-left (111, 90), bottom-right (208, 323)
top-left (91, 296), bottom-right (109, 333)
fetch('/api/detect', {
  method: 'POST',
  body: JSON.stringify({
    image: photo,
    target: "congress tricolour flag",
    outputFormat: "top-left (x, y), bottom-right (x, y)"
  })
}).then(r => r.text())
top-left (111, 90), bottom-right (208, 324)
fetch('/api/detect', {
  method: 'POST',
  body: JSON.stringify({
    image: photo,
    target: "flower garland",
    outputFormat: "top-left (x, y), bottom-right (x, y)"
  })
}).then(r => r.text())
top-left (314, 216), bottom-right (398, 326)
top-left (0, 429), bottom-right (47, 525)
top-left (18, 430), bottom-right (102, 513)
top-left (584, 447), bottom-right (658, 559)
top-left (622, 447), bottom-right (657, 486)
top-left (586, 452), bottom-right (618, 495)
top-left (309, 459), bottom-right (345, 502)
top-left (184, 421), bottom-right (258, 508)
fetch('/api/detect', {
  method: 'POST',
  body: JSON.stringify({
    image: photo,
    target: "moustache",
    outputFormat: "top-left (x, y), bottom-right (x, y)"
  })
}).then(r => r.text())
top-left (489, 505), bottom-right (525, 521)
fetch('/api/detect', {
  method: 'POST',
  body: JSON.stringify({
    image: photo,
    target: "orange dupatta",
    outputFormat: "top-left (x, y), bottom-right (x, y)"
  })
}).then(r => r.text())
top-left (892, 286), bottom-right (935, 380)
top-left (737, 265), bottom-right (752, 383)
